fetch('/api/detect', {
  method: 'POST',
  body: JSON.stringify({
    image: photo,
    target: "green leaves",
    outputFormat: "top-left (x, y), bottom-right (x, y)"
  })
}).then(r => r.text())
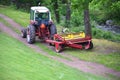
top-left (71, 0), bottom-right (92, 9)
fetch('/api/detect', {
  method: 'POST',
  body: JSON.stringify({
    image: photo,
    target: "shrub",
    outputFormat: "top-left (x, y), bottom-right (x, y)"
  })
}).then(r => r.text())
top-left (70, 10), bottom-right (84, 27)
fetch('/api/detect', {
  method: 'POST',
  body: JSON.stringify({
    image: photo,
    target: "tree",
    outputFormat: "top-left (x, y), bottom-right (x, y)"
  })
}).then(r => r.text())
top-left (64, 0), bottom-right (71, 27)
top-left (82, 0), bottom-right (92, 37)
top-left (0, 0), bottom-right (10, 5)
top-left (90, 0), bottom-right (120, 24)
top-left (51, 0), bottom-right (60, 23)
top-left (72, 0), bottom-right (92, 36)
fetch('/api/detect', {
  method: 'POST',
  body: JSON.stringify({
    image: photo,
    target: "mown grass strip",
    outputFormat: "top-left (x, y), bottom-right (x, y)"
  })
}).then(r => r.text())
top-left (0, 17), bottom-right (20, 33)
top-left (35, 43), bottom-right (72, 61)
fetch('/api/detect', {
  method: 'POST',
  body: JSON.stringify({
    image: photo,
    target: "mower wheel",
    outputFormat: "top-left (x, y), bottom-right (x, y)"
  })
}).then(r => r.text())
top-left (55, 44), bottom-right (62, 53)
top-left (88, 41), bottom-right (93, 49)
top-left (21, 28), bottom-right (27, 38)
top-left (27, 25), bottom-right (36, 44)
top-left (50, 24), bottom-right (57, 40)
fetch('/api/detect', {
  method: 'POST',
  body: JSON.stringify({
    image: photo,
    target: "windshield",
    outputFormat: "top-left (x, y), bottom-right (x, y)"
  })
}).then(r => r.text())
top-left (35, 12), bottom-right (49, 21)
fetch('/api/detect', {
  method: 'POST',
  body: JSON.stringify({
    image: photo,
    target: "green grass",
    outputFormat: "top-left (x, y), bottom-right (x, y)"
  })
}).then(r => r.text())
top-left (66, 50), bottom-right (120, 71)
top-left (35, 42), bottom-right (72, 61)
top-left (64, 39), bottom-right (120, 71)
top-left (0, 32), bottom-right (109, 80)
top-left (0, 17), bottom-right (20, 34)
top-left (0, 5), bottom-right (29, 27)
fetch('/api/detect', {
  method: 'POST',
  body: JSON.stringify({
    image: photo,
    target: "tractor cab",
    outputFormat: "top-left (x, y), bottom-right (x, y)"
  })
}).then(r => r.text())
top-left (30, 6), bottom-right (51, 26)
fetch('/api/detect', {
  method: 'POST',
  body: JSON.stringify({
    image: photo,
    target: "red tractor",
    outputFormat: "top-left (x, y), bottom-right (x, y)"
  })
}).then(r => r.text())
top-left (21, 6), bottom-right (93, 53)
top-left (21, 6), bottom-right (57, 44)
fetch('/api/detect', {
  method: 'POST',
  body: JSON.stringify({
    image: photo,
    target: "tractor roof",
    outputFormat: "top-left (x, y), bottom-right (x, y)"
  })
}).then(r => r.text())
top-left (31, 6), bottom-right (49, 13)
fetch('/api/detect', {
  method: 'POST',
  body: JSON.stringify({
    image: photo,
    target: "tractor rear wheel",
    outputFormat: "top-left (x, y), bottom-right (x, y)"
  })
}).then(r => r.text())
top-left (21, 28), bottom-right (27, 38)
top-left (49, 24), bottom-right (57, 46)
top-left (50, 24), bottom-right (57, 40)
top-left (27, 25), bottom-right (36, 44)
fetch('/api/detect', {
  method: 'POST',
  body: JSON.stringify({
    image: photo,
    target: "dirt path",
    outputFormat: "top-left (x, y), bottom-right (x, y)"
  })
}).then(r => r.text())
top-left (0, 14), bottom-right (120, 78)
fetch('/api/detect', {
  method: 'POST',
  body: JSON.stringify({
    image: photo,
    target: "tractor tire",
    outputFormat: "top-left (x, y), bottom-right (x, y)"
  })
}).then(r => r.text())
top-left (21, 28), bottom-right (27, 38)
top-left (50, 24), bottom-right (57, 40)
top-left (27, 25), bottom-right (36, 44)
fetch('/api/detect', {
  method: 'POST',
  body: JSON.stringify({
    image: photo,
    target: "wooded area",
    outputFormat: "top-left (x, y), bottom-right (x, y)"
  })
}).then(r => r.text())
top-left (0, 0), bottom-right (120, 36)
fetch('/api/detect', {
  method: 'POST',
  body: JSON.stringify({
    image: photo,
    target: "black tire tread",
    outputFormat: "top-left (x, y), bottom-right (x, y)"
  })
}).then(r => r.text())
top-left (28, 25), bottom-right (36, 44)
top-left (50, 24), bottom-right (57, 40)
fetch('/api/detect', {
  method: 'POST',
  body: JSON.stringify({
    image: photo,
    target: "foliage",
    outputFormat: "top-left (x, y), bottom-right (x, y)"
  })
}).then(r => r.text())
top-left (70, 10), bottom-right (83, 27)
top-left (0, 0), bottom-right (10, 5)
top-left (108, 1), bottom-right (120, 21)
top-left (90, 0), bottom-right (120, 24)
top-left (92, 27), bottom-right (120, 41)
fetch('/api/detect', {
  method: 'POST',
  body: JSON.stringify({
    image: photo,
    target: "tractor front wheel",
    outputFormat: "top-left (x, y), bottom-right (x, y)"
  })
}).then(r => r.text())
top-left (27, 25), bottom-right (36, 44)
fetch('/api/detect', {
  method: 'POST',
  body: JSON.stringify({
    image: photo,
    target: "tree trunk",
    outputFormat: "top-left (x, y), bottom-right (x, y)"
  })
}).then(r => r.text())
top-left (52, 0), bottom-right (60, 23)
top-left (84, 7), bottom-right (91, 37)
top-left (15, 0), bottom-right (21, 9)
top-left (65, 0), bottom-right (71, 27)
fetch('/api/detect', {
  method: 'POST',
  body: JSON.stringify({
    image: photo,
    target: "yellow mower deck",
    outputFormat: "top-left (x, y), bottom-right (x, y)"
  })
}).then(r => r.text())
top-left (60, 32), bottom-right (85, 40)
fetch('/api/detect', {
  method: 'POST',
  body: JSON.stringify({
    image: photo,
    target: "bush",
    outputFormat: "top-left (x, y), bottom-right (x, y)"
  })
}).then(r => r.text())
top-left (0, 0), bottom-right (11, 5)
top-left (70, 10), bottom-right (84, 27)
top-left (92, 28), bottom-right (103, 38)
top-left (92, 27), bottom-right (120, 42)
top-left (108, 1), bottom-right (120, 21)
top-left (102, 32), bottom-right (112, 39)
